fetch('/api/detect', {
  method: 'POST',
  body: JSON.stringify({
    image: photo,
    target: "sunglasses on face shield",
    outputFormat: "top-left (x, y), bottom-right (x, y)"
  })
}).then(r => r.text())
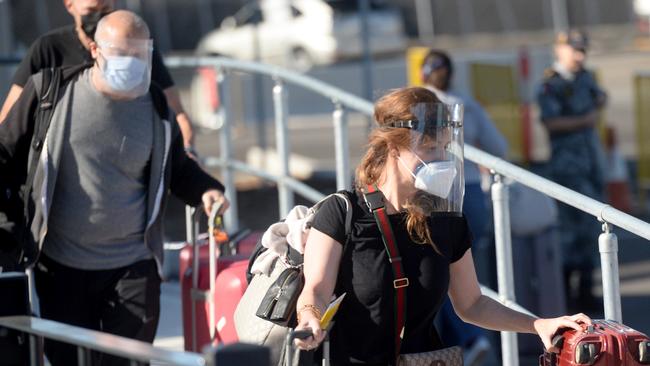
top-left (384, 119), bottom-right (462, 134)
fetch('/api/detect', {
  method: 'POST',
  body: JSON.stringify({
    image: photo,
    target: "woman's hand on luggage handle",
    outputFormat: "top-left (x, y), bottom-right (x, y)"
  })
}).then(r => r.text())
top-left (202, 190), bottom-right (229, 216)
top-left (534, 313), bottom-right (592, 352)
top-left (294, 315), bottom-right (326, 351)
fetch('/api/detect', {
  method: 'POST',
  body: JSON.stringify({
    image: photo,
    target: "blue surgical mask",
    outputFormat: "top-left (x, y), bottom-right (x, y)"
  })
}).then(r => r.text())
top-left (101, 55), bottom-right (149, 93)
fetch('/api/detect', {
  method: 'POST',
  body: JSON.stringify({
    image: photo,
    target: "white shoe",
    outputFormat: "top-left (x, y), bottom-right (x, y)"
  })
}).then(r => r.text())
top-left (464, 336), bottom-right (491, 366)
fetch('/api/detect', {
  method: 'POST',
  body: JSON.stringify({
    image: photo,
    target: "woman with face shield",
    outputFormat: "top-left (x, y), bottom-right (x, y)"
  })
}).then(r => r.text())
top-left (293, 87), bottom-right (591, 365)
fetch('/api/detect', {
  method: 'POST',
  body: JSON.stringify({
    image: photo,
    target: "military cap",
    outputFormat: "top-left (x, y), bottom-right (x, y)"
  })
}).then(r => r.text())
top-left (555, 29), bottom-right (589, 51)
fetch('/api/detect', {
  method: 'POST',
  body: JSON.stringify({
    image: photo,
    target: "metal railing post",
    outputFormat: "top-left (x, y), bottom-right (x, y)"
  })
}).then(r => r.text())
top-left (599, 222), bottom-right (622, 322)
top-left (273, 79), bottom-right (293, 218)
top-left (490, 173), bottom-right (518, 366)
top-left (217, 68), bottom-right (239, 232)
top-left (190, 207), bottom-right (200, 352)
top-left (77, 346), bottom-right (89, 366)
top-left (333, 103), bottom-right (350, 191)
top-left (29, 335), bottom-right (39, 366)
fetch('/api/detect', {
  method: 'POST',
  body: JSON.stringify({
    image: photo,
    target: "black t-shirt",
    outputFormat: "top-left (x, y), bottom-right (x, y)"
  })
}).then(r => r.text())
top-left (311, 190), bottom-right (472, 365)
top-left (12, 25), bottom-right (174, 90)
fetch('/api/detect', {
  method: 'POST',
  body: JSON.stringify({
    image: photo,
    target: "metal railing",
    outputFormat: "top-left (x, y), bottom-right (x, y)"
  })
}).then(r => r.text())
top-left (164, 56), bottom-right (650, 366)
top-left (0, 316), bottom-right (207, 366)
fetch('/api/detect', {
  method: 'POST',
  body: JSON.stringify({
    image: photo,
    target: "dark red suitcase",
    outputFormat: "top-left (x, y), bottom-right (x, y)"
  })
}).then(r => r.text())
top-left (540, 319), bottom-right (650, 366)
top-left (179, 206), bottom-right (261, 352)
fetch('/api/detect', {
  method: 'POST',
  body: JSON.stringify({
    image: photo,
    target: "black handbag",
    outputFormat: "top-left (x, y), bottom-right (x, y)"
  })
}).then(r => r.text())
top-left (255, 246), bottom-right (304, 326)
top-left (252, 192), bottom-right (354, 327)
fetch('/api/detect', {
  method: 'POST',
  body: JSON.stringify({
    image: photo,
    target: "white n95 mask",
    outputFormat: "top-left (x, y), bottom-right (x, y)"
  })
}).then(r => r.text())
top-left (414, 161), bottom-right (458, 198)
top-left (399, 156), bottom-right (458, 199)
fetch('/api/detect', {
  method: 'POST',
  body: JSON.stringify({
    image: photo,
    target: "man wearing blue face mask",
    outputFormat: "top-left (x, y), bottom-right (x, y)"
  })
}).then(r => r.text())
top-left (0, 0), bottom-right (197, 156)
top-left (0, 11), bottom-right (228, 366)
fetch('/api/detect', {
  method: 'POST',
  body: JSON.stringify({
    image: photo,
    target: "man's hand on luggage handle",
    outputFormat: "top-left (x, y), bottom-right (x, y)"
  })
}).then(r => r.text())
top-left (202, 190), bottom-right (229, 216)
top-left (534, 313), bottom-right (592, 352)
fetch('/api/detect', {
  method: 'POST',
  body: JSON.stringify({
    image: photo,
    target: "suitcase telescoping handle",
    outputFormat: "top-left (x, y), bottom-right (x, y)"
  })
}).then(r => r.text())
top-left (186, 203), bottom-right (223, 351)
top-left (207, 202), bottom-right (222, 341)
top-left (285, 328), bottom-right (332, 366)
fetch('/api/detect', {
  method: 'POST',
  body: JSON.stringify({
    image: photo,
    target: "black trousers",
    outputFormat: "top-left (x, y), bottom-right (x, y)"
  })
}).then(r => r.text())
top-left (34, 255), bottom-right (161, 366)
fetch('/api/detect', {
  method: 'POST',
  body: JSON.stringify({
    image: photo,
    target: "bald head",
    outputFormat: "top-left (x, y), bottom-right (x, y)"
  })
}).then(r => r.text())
top-left (95, 10), bottom-right (150, 44)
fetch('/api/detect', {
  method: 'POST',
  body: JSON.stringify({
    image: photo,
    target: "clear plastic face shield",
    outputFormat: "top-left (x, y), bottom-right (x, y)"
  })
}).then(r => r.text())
top-left (96, 38), bottom-right (153, 98)
top-left (389, 103), bottom-right (464, 215)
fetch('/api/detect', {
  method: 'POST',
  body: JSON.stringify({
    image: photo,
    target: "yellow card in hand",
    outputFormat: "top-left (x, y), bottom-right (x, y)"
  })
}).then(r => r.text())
top-left (320, 293), bottom-right (346, 330)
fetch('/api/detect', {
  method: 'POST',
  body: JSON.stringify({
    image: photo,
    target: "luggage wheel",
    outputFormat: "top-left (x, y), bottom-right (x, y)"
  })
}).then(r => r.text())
top-left (575, 342), bottom-right (597, 365)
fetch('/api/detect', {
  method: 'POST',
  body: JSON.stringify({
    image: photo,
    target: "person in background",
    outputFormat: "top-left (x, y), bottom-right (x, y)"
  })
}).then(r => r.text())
top-left (537, 29), bottom-right (607, 313)
top-left (0, 0), bottom-right (197, 156)
top-left (0, 11), bottom-right (227, 365)
top-left (421, 49), bottom-right (509, 365)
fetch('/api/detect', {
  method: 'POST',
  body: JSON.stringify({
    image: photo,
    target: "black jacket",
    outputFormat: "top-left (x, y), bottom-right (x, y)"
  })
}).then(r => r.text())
top-left (0, 64), bottom-right (224, 272)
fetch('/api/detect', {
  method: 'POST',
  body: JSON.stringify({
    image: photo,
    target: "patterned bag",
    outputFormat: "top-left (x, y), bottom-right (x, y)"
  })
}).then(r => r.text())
top-left (398, 345), bottom-right (463, 366)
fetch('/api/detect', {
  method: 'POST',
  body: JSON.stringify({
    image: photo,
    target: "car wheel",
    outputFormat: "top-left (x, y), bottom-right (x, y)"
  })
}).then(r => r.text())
top-left (290, 48), bottom-right (313, 72)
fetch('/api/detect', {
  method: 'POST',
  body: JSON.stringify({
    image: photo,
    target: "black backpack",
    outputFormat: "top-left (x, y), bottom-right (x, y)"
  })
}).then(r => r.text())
top-left (1, 64), bottom-right (170, 269)
top-left (0, 67), bottom-right (62, 271)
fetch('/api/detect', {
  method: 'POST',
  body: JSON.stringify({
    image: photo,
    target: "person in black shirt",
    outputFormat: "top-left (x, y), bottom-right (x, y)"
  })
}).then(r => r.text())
top-left (0, 0), bottom-right (196, 152)
top-left (294, 87), bottom-right (591, 365)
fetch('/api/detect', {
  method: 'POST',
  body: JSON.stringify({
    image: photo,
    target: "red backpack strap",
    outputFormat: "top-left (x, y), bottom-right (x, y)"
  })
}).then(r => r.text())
top-left (362, 184), bottom-right (409, 363)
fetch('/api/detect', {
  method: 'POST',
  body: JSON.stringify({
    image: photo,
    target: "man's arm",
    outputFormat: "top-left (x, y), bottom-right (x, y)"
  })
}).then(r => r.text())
top-left (163, 87), bottom-right (194, 149)
top-left (537, 80), bottom-right (600, 133)
top-left (0, 85), bottom-right (24, 124)
top-left (0, 79), bottom-right (38, 171)
top-left (167, 113), bottom-right (224, 205)
top-left (542, 110), bottom-right (599, 133)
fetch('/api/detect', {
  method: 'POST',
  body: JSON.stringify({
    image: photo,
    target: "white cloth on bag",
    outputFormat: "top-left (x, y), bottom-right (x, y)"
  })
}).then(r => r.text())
top-left (250, 205), bottom-right (315, 276)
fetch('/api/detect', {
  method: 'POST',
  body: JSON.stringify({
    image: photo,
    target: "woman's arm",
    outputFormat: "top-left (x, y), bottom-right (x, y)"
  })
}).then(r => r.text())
top-left (448, 250), bottom-right (591, 350)
top-left (293, 228), bottom-right (343, 350)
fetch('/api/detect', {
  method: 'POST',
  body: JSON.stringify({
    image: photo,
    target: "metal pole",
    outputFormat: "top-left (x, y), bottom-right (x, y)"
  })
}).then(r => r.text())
top-left (77, 347), bottom-right (88, 366)
top-left (358, 0), bottom-right (374, 133)
top-left (253, 25), bottom-right (268, 150)
top-left (583, 0), bottom-right (600, 25)
top-left (0, 0), bottom-right (14, 55)
top-left (494, 0), bottom-right (517, 32)
top-left (414, 0), bottom-right (435, 42)
top-left (273, 80), bottom-right (293, 218)
top-left (490, 173), bottom-right (518, 366)
top-left (195, 0), bottom-right (215, 36)
top-left (457, 0), bottom-right (475, 35)
top-left (333, 104), bottom-right (350, 191)
top-left (190, 207), bottom-right (200, 352)
top-left (35, 0), bottom-right (51, 36)
top-left (217, 70), bottom-right (240, 233)
top-left (29, 335), bottom-right (39, 366)
top-left (151, 1), bottom-right (173, 52)
top-left (550, 0), bottom-right (569, 33)
top-left (599, 222), bottom-right (622, 322)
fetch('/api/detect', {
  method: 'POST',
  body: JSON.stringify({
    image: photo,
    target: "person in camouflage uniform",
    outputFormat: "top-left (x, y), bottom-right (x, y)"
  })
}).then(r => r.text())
top-left (537, 29), bottom-right (607, 312)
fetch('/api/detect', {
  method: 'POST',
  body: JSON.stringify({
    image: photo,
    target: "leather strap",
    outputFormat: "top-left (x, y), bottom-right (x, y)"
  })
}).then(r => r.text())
top-left (362, 184), bottom-right (409, 363)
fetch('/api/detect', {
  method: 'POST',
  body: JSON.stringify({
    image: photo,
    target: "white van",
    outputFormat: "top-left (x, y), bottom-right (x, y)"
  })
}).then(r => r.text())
top-left (195, 0), bottom-right (407, 70)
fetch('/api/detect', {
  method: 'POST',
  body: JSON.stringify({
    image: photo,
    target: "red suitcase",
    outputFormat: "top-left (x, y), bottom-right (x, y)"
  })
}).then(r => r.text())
top-left (540, 319), bottom-right (650, 366)
top-left (179, 206), bottom-right (261, 352)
